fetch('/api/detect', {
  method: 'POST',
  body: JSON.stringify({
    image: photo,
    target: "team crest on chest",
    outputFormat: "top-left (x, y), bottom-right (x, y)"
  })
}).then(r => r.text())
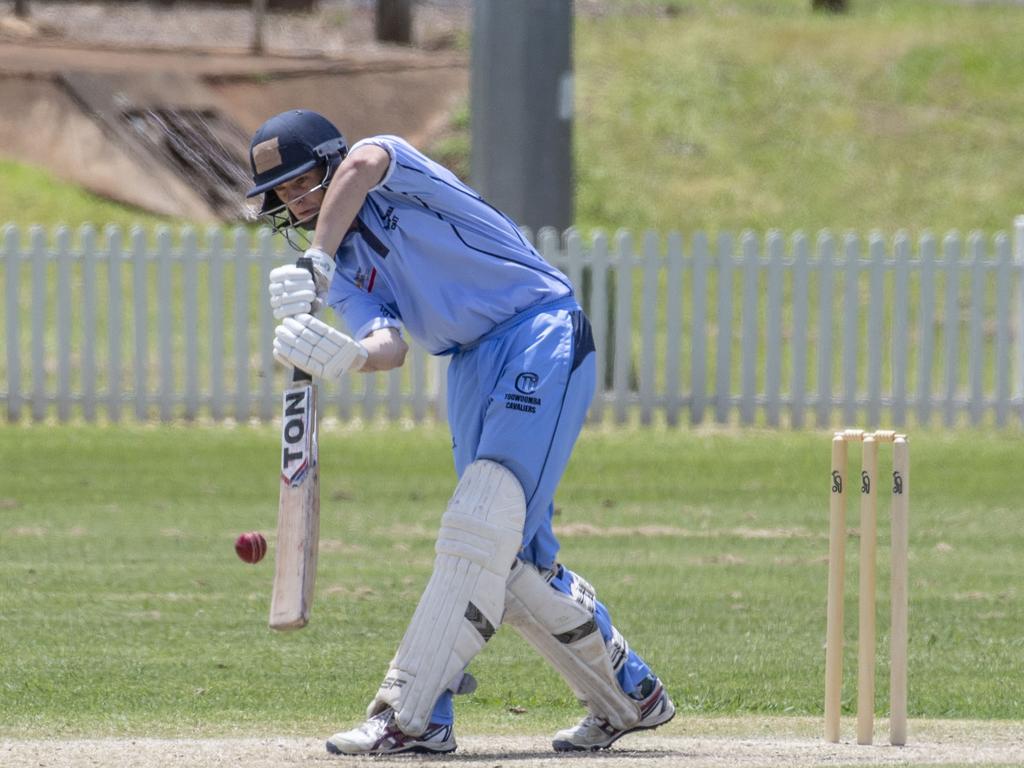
top-left (353, 266), bottom-right (378, 293)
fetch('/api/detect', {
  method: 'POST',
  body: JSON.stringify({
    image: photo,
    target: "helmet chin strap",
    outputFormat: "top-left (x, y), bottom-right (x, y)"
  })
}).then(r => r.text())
top-left (282, 218), bottom-right (318, 252)
top-left (260, 171), bottom-right (328, 252)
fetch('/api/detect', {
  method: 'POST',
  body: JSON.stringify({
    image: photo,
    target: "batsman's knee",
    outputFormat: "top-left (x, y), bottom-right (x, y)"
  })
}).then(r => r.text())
top-left (502, 560), bottom-right (642, 729)
top-left (370, 460), bottom-right (526, 736)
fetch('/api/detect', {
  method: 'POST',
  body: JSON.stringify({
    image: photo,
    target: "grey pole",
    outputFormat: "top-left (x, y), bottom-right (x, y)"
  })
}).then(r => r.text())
top-left (470, 0), bottom-right (573, 233)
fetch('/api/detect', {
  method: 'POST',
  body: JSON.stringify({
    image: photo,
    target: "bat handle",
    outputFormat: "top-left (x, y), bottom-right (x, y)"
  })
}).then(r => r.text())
top-left (293, 255), bottom-right (316, 384)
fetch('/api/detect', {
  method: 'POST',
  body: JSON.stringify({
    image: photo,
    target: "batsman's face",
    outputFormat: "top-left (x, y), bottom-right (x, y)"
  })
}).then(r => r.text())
top-left (274, 170), bottom-right (327, 224)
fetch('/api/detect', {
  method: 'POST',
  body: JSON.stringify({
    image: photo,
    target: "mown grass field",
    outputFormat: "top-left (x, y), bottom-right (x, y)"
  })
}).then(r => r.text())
top-left (1, 4), bottom-right (1022, 764)
top-left (1, 425), bottom-right (1021, 739)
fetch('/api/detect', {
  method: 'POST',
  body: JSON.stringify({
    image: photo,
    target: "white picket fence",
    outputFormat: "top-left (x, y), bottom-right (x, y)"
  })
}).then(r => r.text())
top-left (3, 220), bottom-right (1024, 428)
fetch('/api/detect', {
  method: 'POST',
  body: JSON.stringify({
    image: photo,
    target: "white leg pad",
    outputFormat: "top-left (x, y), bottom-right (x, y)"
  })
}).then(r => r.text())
top-left (369, 460), bottom-right (525, 736)
top-left (502, 560), bottom-right (641, 730)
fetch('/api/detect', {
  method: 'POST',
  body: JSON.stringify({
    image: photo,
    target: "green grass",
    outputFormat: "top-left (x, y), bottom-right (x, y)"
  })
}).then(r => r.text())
top-left (2, 6), bottom-right (1021, 756)
top-left (4, 2), bottom-right (1024, 239)
top-left (1, 425), bottom-right (1021, 737)
top-left (576, 1), bottom-right (1024, 235)
top-left (0, 159), bottom-right (178, 232)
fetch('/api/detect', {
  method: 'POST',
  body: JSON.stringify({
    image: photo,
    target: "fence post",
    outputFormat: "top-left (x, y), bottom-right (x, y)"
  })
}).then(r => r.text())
top-left (816, 232), bottom-right (835, 427)
top-left (739, 232), bottom-right (759, 426)
top-left (995, 233), bottom-right (1011, 427)
top-left (4, 226), bottom-right (22, 422)
top-left (841, 233), bottom-right (860, 427)
top-left (640, 230), bottom-right (658, 426)
top-left (690, 232), bottom-right (709, 425)
top-left (30, 226), bottom-right (47, 422)
top-left (209, 228), bottom-right (225, 422)
top-left (183, 228), bottom-right (200, 422)
top-left (106, 226), bottom-right (123, 423)
top-left (233, 228), bottom-right (251, 423)
top-left (387, 366), bottom-right (402, 422)
top-left (132, 227), bottom-right (149, 422)
top-left (363, 372), bottom-right (378, 423)
top-left (714, 232), bottom-right (733, 424)
top-left (257, 228), bottom-right (277, 423)
top-left (891, 232), bottom-right (910, 428)
top-left (765, 231), bottom-right (784, 428)
top-left (434, 355), bottom-right (449, 424)
top-left (790, 232), bottom-right (809, 429)
top-left (56, 227), bottom-right (73, 423)
top-left (1014, 215), bottom-right (1024, 421)
top-left (564, 227), bottom-right (584, 306)
top-left (336, 327), bottom-right (354, 422)
top-left (81, 226), bottom-right (98, 423)
top-left (157, 229), bottom-right (175, 423)
top-left (411, 345), bottom-right (427, 423)
top-left (664, 231), bottom-right (683, 427)
top-left (613, 230), bottom-right (633, 425)
top-left (916, 233), bottom-right (937, 426)
top-left (967, 233), bottom-right (985, 426)
top-left (866, 232), bottom-right (885, 428)
top-left (590, 231), bottom-right (608, 422)
top-left (942, 233), bottom-right (962, 427)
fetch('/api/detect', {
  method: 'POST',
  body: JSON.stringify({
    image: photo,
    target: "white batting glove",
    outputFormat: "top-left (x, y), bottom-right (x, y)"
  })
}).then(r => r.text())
top-left (268, 264), bottom-right (318, 319)
top-left (303, 247), bottom-right (337, 298)
top-left (273, 313), bottom-right (368, 381)
top-left (268, 248), bottom-right (337, 320)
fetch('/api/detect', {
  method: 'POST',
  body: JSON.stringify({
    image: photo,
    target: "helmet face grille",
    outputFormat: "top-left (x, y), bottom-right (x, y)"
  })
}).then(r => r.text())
top-left (247, 111), bottom-right (348, 251)
top-left (256, 165), bottom-right (331, 252)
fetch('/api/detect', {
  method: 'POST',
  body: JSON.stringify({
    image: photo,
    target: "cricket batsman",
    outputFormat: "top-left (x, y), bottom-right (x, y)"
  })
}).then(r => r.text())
top-left (246, 109), bottom-right (675, 755)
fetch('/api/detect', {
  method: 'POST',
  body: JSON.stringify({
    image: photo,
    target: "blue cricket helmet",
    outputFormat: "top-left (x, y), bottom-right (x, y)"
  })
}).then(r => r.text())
top-left (246, 109), bottom-right (348, 213)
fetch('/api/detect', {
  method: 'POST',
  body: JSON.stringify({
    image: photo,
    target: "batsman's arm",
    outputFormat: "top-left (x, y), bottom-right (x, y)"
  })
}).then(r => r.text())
top-left (274, 320), bottom-right (406, 378)
top-left (271, 146), bottom-right (387, 312)
top-left (358, 327), bottom-right (407, 372)
top-left (309, 144), bottom-right (390, 257)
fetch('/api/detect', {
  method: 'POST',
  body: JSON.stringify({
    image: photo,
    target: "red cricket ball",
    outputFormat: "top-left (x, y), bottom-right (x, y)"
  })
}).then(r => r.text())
top-left (234, 531), bottom-right (267, 564)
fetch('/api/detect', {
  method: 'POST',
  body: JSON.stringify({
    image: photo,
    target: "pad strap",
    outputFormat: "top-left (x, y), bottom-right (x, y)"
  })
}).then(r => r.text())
top-left (502, 560), bottom-right (642, 729)
top-left (369, 460), bottom-right (525, 735)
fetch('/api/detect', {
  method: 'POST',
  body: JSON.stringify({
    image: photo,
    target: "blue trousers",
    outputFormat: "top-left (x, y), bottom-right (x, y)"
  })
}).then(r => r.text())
top-left (425, 301), bottom-right (653, 725)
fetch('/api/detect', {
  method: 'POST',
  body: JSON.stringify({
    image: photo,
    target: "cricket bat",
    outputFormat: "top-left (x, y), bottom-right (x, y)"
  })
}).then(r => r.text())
top-left (269, 257), bottom-right (321, 631)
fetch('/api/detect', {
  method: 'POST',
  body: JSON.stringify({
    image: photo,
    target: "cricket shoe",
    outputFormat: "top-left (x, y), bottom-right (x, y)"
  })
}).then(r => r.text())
top-left (551, 677), bottom-right (675, 752)
top-left (325, 709), bottom-right (456, 756)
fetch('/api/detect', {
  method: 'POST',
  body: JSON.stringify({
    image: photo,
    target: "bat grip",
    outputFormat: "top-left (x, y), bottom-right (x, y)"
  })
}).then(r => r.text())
top-left (292, 256), bottom-right (316, 384)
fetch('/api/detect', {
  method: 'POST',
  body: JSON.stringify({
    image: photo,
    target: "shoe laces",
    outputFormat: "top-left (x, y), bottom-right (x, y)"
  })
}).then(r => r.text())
top-left (360, 709), bottom-right (396, 735)
top-left (578, 713), bottom-right (617, 736)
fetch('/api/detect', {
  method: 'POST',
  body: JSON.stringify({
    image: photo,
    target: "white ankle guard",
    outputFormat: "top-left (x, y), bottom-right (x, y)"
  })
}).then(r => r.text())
top-left (369, 460), bottom-right (525, 736)
top-left (502, 560), bottom-right (642, 729)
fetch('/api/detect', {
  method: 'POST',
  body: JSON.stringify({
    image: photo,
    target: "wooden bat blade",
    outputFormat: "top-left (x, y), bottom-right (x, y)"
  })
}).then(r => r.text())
top-left (270, 379), bottom-right (320, 631)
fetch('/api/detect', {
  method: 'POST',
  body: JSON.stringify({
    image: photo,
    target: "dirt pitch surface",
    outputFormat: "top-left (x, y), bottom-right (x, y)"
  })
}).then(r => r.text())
top-left (4, 718), bottom-right (1023, 768)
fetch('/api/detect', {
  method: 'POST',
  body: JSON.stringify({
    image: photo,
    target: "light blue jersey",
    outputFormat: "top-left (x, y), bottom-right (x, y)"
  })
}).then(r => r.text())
top-left (326, 135), bottom-right (573, 354)
top-left (324, 136), bottom-right (655, 727)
